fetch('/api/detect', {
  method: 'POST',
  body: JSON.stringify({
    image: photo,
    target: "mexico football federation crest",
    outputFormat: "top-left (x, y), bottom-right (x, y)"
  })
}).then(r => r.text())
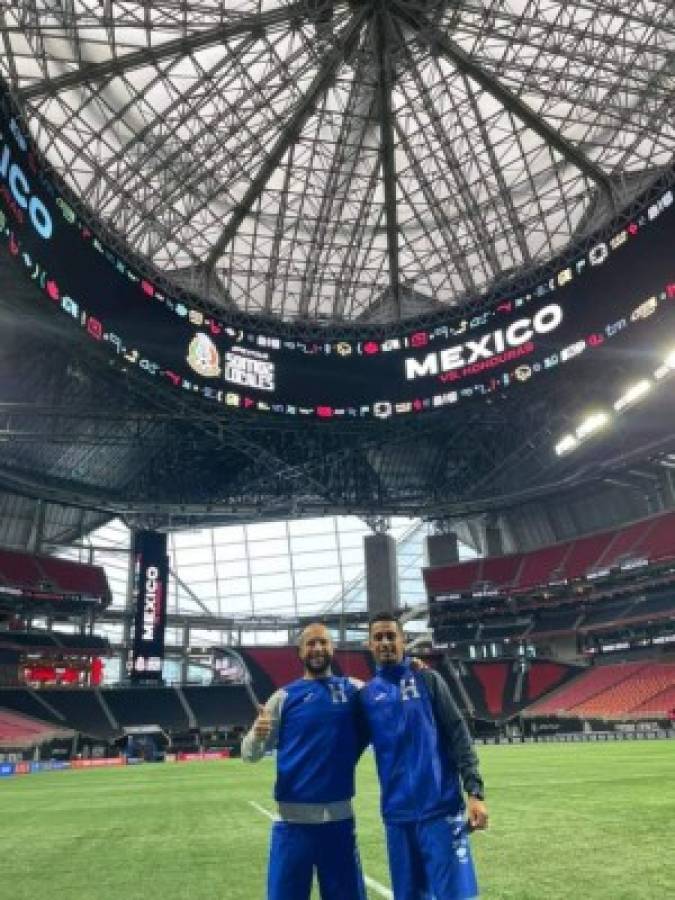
top-left (187, 332), bottom-right (221, 377)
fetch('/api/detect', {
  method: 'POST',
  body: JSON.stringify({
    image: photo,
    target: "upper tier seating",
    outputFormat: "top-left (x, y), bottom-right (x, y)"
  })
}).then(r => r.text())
top-left (0, 631), bottom-right (109, 652)
top-left (581, 600), bottom-right (637, 628)
top-left (0, 550), bottom-right (44, 589)
top-left (530, 608), bottom-right (581, 634)
top-left (594, 520), bottom-right (652, 568)
top-left (432, 622), bottom-right (479, 644)
top-left (0, 547), bottom-right (110, 602)
top-left (52, 634), bottom-right (110, 651)
top-left (0, 631), bottom-right (59, 648)
top-left (625, 592), bottom-right (675, 619)
top-left (480, 555), bottom-right (523, 591)
top-left (424, 510), bottom-right (675, 598)
top-left (563, 533), bottom-right (614, 580)
top-left (479, 620), bottom-right (528, 641)
top-left (516, 542), bottom-right (573, 591)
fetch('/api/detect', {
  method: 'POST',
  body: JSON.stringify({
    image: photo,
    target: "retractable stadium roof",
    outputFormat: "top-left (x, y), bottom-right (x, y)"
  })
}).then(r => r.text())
top-left (1, 0), bottom-right (673, 324)
top-left (0, 1), bottom-right (674, 544)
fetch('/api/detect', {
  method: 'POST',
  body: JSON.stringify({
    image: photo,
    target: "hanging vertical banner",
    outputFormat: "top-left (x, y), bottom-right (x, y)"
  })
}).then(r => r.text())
top-left (130, 531), bottom-right (169, 682)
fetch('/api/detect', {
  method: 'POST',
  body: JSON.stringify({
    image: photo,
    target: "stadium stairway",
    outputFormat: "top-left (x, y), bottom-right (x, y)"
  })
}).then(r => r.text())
top-left (175, 686), bottom-right (197, 729)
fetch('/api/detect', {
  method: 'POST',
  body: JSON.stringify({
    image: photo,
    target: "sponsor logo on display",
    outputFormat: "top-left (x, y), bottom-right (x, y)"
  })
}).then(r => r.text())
top-left (187, 332), bottom-right (221, 377)
top-left (224, 348), bottom-right (275, 391)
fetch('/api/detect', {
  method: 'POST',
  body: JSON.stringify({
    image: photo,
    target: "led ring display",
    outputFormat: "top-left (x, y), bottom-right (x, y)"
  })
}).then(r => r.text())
top-left (1, 78), bottom-right (674, 421)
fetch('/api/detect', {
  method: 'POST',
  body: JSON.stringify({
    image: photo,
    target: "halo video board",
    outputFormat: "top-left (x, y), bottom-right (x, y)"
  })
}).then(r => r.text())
top-left (1, 78), bottom-right (674, 421)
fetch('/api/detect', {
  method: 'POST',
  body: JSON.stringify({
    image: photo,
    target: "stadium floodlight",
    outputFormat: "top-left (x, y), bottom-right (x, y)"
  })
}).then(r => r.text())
top-left (613, 379), bottom-right (652, 412)
top-left (576, 411), bottom-right (610, 440)
top-left (555, 434), bottom-right (578, 456)
top-left (664, 349), bottom-right (675, 369)
top-left (654, 364), bottom-right (670, 381)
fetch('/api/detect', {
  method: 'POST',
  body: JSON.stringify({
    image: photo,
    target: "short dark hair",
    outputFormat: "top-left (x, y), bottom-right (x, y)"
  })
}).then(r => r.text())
top-left (368, 610), bottom-right (402, 631)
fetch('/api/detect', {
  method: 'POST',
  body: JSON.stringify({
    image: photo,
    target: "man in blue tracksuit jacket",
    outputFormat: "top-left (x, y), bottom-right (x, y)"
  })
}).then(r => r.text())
top-left (242, 622), bottom-right (367, 900)
top-left (360, 611), bottom-right (489, 900)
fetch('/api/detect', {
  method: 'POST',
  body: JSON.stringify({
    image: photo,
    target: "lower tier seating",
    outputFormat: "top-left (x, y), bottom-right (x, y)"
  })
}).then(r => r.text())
top-left (43, 689), bottom-right (117, 739)
top-left (101, 687), bottom-right (190, 730)
top-left (0, 708), bottom-right (74, 747)
top-left (181, 685), bottom-right (255, 728)
top-left (524, 662), bottom-right (675, 718)
top-left (570, 663), bottom-right (675, 717)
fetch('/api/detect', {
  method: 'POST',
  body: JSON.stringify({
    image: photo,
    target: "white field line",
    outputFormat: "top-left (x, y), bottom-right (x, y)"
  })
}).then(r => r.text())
top-left (362, 875), bottom-right (393, 899)
top-left (248, 799), bottom-right (277, 821)
top-left (247, 800), bottom-right (393, 899)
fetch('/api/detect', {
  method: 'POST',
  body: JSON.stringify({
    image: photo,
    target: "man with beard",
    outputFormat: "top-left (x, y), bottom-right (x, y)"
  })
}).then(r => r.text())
top-left (360, 611), bottom-right (488, 900)
top-left (241, 623), bottom-right (367, 900)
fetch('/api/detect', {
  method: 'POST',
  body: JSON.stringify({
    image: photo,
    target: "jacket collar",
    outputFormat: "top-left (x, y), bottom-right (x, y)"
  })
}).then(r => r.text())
top-left (376, 657), bottom-right (411, 680)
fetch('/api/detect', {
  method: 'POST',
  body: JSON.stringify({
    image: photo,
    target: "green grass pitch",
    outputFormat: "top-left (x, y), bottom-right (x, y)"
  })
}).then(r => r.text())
top-left (1, 741), bottom-right (673, 899)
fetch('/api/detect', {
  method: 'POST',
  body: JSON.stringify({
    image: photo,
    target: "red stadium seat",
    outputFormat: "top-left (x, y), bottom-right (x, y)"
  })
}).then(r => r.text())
top-left (472, 662), bottom-right (509, 716)
top-left (571, 663), bottom-right (675, 717)
top-left (526, 661), bottom-right (572, 701)
top-left (525, 663), bottom-right (647, 716)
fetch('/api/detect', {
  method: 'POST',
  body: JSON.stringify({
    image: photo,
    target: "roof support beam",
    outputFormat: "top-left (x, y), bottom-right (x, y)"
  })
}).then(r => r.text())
top-left (411, 15), bottom-right (616, 208)
top-left (375, 7), bottom-right (401, 320)
top-left (17, 2), bottom-right (313, 100)
top-left (461, 73), bottom-right (533, 265)
top-left (205, 7), bottom-right (368, 274)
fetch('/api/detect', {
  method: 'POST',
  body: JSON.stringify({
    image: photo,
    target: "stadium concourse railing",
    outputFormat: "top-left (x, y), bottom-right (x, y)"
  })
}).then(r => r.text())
top-left (423, 508), bottom-right (675, 598)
